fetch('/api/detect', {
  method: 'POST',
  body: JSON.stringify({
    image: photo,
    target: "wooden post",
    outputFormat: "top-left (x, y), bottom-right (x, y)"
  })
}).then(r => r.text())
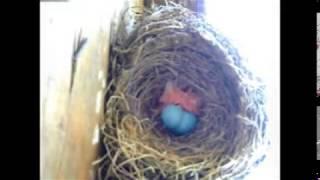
top-left (41, 2), bottom-right (113, 179)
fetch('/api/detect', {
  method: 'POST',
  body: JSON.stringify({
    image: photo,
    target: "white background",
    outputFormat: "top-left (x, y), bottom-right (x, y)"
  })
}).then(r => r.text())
top-left (205, 0), bottom-right (280, 179)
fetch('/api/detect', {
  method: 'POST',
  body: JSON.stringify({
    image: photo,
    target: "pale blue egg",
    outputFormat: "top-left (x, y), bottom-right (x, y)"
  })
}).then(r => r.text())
top-left (174, 111), bottom-right (198, 136)
top-left (161, 104), bottom-right (198, 136)
top-left (161, 104), bottom-right (183, 130)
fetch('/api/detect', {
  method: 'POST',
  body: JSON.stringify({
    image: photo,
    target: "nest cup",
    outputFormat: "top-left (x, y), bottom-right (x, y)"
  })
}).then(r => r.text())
top-left (98, 3), bottom-right (268, 180)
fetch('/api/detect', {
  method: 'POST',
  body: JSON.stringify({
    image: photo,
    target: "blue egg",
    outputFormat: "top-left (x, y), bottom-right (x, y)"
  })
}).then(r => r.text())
top-left (161, 104), bottom-right (183, 130)
top-left (174, 111), bottom-right (198, 136)
top-left (161, 104), bottom-right (198, 136)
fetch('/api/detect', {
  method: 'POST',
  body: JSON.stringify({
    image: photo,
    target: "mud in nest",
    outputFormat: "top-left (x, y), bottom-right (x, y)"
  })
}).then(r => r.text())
top-left (95, 3), bottom-right (269, 180)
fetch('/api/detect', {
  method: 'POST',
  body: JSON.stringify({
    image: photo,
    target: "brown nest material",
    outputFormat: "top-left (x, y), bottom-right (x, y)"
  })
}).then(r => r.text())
top-left (96, 3), bottom-right (269, 180)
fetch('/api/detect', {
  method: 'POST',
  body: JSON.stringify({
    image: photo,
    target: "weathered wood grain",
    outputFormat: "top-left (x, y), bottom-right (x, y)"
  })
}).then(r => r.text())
top-left (41, 2), bottom-right (113, 178)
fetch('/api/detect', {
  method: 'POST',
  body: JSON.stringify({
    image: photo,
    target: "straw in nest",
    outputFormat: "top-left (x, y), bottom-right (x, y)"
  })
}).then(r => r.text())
top-left (94, 3), bottom-right (269, 180)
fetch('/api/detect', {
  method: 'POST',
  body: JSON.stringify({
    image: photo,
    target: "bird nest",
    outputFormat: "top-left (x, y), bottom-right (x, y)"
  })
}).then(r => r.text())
top-left (96, 3), bottom-right (269, 180)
